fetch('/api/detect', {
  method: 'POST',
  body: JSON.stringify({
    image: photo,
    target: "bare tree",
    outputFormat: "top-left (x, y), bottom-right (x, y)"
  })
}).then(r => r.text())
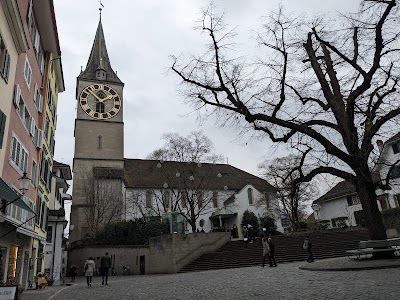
top-left (259, 155), bottom-right (316, 232)
top-left (83, 171), bottom-right (123, 237)
top-left (144, 132), bottom-right (229, 231)
top-left (147, 131), bottom-right (224, 163)
top-left (171, 1), bottom-right (400, 242)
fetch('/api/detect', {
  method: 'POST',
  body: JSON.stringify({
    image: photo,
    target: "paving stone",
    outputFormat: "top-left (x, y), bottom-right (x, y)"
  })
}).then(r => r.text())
top-left (23, 261), bottom-right (399, 300)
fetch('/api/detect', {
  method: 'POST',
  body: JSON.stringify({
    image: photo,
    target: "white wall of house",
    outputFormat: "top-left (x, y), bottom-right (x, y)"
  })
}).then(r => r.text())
top-left (316, 196), bottom-right (362, 228)
top-left (376, 139), bottom-right (400, 209)
top-left (44, 221), bottom-right (64, 284)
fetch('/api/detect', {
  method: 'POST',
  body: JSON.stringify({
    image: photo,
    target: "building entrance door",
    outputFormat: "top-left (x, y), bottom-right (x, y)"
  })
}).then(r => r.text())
top-left (139, 256), bottom-right (145, 275)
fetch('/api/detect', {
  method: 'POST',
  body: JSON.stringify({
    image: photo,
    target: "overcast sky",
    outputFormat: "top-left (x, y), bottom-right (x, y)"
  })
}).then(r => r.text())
top-left (53, 0), bottom-right (360, 208)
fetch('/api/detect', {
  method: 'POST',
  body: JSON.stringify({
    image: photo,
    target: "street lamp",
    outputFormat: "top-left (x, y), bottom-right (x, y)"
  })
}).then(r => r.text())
top-left (18, 172), bottom-right (30, 195)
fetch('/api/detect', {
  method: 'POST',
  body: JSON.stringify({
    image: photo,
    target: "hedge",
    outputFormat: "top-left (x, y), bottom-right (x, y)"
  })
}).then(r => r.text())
top-left (382, 207), bottom-right (400, 227)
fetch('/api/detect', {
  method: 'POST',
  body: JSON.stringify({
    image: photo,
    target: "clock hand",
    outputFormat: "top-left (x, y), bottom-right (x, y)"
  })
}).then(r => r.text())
top-left (87, 89), bottom-right (103, 102)
top-left (101, 94), bottom-right (114, 102)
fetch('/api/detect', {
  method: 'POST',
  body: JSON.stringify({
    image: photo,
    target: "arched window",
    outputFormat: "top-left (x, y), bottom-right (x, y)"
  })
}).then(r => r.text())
top-left (248, 188), bottom-right (253, 205)
top-left (163, 190), bottom-right (170, 210)
top-left (97, 135), bottom-right (102, 149)
top-left (146, 190), bottom-right (153, 208)
top-left (96, 100), bottom-right (105, 113)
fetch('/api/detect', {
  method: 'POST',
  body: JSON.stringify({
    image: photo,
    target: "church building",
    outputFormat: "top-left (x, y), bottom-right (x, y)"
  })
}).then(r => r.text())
top-left (69, 15), bottom-right (282, 244)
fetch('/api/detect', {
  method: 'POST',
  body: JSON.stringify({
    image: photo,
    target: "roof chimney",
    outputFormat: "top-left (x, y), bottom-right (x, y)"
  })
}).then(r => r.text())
top-left (377, 140), bottom-right (384, 153)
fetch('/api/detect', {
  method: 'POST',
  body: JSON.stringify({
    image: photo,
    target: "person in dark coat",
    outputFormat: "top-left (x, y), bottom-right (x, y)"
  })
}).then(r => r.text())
top-left (267, 238), bottom-right (277, 267)
top-left (303, 236), bottom-right (314, 262)
top-left (70, 265), bottom-right (77, 282)
top-left (100, 252), bottom-right (112, 285)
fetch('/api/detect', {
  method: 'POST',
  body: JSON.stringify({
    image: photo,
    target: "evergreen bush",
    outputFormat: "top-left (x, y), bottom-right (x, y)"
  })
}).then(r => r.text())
top-left (241, 210), bottom-right (260, 236)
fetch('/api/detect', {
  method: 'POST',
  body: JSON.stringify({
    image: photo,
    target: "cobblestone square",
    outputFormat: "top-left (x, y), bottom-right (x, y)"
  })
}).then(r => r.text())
top-left (28, 262), bottom-right (400, 300)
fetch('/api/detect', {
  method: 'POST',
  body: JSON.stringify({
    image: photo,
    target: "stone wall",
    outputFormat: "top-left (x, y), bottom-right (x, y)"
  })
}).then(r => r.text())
top-left (68, 232), bottom-right (229, 275)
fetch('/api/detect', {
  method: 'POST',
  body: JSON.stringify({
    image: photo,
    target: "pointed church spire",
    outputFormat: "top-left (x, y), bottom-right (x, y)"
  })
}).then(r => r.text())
top-left (79, 15), bottom-right (122, 84)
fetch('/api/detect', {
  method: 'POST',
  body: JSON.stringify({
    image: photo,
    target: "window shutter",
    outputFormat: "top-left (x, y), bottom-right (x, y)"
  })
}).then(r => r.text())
top-left (4, 52), bottom-right (10, 81)
top-left (13, 85), bottom-right (21, 108)
top-left (0, 110), bottom-right (6, 148)
top-left (30, 118), bottom-right (35, 136)
top-left (38, 95), bottom-right (43, 113)
top-left (37, 129), bottom-right (43, 149)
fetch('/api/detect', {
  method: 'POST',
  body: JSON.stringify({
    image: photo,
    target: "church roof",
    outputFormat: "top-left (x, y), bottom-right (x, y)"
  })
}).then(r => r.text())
top-left (123, 159), bottom-right (276, 193)
top-left (78, 18), bottom-right (122, 84)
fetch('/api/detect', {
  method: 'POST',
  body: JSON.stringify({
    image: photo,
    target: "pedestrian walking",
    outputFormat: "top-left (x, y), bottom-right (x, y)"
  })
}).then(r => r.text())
top-left (242, 226), bottom-right (248, 247)
top-left (267, 238), bottom-right (277, 267)
top-left (70, 265), bottom-right (77, 282)
top-left (303, 236), bottom-right (314, 262)
top-left (100, 252), bottom-right (112, 285)
top-left (248, 224), bottom-right (254, 244)
top-left (262, 237), bottom-right (270, 268)
top-left (84, 257), bottom-right (96, 287)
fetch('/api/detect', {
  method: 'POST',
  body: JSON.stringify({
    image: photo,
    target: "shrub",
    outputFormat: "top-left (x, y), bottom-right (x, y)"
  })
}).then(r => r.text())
top-left (382, 207), bottom-right (400, 227)
top-left (94, 219), bottom-right (170, 245)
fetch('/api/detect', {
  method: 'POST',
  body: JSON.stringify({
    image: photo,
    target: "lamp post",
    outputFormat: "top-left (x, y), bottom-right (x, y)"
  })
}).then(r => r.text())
top-left (18, 172), bottom-right (30, 195)
top-left (0, 172), bottom-right (31, 212)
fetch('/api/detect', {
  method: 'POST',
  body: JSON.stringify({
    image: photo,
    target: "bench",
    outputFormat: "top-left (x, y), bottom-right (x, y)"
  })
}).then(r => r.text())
top-left (346, 238), bottom-right (400, 259)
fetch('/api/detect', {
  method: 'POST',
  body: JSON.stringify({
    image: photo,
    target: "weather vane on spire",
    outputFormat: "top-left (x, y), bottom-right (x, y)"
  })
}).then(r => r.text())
top-left (99, 0), bottom-right (104, 17)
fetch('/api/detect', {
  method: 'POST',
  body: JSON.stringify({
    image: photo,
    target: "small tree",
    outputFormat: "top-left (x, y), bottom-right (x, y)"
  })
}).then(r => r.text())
top-left (241, 210), bottom-right (259, 236)
top-left (259, 155), bottom-right (316, 232)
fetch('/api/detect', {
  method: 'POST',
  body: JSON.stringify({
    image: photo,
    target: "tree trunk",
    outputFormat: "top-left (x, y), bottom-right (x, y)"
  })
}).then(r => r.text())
top-left (355, 176), bottom-right (392, 259)
top-left (356, 177), bottom-right (386, 240)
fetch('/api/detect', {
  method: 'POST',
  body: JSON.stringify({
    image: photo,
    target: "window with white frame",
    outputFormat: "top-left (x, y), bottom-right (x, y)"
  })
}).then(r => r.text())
top-left (10, 135), bottom-right (28, 173)
top-left (248, 188), bottom-right (254, 205)
top-left (33, 84), bottom-right (43, 113)
top-left (23, 56), bottom-right (32, 87)
top-left (44, 116), bottom-right (50, 140)
top-left (347, 195), bottom-right (360, 206)
top-left (24, 107), bottom-right (31, 132)
top-left (0, 34), bottom-right (11, 82)
top-left (145, 190), bottom-right (153, 208)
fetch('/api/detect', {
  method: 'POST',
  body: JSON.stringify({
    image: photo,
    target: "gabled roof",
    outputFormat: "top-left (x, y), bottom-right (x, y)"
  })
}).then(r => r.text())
top-left (313, 181), bottom-right (356, 204)
top-left (53, 160), bottom-right (72, 180)
top-left (123, 159), bottom-right (276, 193)
top-left (386, 132), bottom-right (400, 145)
top-left (78, 18), bottom-right (122, 84)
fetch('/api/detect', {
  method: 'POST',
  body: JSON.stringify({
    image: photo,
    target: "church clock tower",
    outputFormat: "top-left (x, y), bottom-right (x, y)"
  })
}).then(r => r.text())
top-left (70, 14), bottom-right (124, 243)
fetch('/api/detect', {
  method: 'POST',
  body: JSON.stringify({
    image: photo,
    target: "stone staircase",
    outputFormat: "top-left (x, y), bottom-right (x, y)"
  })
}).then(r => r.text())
top-left (178, 228), bottom-right (370, 273)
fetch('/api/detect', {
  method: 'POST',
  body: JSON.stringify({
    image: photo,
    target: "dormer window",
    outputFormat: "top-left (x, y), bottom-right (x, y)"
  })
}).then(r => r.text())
top-left (96, 69), bottom-right (107, 81)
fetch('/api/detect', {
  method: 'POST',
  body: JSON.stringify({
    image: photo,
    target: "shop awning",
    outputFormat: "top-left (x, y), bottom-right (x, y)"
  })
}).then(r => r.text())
top-left (0, 178), bottom-right (34, 213)
top-left (16, 227), bottom-right (46, 242)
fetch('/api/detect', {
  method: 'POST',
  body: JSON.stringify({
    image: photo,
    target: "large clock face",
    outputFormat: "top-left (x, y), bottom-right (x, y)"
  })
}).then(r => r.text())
top-left (79, 84), bottom-right (121, 120)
